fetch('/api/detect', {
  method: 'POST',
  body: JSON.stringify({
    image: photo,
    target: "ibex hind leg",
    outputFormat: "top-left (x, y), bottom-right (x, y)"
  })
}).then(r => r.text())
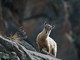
top-left (51, 48), bottom-right (56, 57)
top-left (38, 45), bottom-right (42, 52)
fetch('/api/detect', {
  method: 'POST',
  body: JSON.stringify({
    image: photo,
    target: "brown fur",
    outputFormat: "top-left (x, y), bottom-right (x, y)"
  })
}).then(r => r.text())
top-left (37, 34), bottom-right (49, 52)
top-left (36, 24), bottom-right (57, 57)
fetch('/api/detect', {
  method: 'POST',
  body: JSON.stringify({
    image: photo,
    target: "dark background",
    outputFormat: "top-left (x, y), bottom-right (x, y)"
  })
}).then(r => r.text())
top-left (0, 0), bottom-right (80, 60)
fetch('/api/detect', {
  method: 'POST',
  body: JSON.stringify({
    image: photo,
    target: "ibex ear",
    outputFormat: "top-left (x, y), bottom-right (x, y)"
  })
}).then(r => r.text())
top-left (50, 23), bottom-right (55, 29)
top-left (44, 21), bottom-right (47, 25)
top-left (52, 25), bottom-right (55, 29)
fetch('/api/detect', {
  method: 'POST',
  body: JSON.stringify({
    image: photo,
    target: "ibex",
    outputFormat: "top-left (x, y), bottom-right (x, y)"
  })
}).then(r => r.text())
top-left (36, 23), bottom-right (57, 57)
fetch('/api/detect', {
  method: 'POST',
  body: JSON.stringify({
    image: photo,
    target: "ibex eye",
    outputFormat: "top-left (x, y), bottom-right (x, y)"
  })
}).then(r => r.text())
top-left (47, 26), bottom-right (49, 27)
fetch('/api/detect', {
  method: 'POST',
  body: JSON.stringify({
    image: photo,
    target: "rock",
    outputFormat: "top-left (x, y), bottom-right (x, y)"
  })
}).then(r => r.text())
top-left (0, 44), bottom-right (7, 52)
top-left (0, 52), bottom-right (10, 60)
top-left (10, 52), bottom-right (20, 60)
top-left (17, 43), bottom-right (61, 60)
top-left (20, 40), bottom-right (36, 51)
top-left (27, 50), bottom-right (61, 60)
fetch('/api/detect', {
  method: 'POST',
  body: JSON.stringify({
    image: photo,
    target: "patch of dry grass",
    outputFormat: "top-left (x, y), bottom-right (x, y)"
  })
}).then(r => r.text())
top-left (10, 33), bottom-right (21, 42)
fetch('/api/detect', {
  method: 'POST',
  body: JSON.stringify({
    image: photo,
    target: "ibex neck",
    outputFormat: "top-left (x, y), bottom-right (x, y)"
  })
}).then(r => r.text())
top-left (42, 28), bottom-right (51, 36)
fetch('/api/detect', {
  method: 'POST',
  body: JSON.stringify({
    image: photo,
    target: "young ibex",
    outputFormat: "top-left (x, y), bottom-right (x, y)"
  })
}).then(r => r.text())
top-left (36, 23), bottom-right (57, 57)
